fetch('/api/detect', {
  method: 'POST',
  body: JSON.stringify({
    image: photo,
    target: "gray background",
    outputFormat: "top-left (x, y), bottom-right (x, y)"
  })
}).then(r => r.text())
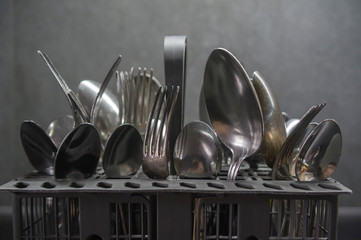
top-left (1, 0), bottom-right (360, 206)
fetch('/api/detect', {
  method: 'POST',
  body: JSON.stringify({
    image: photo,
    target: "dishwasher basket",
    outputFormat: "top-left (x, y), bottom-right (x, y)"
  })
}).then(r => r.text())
top-left (0, 165), bottom-right (351, 240)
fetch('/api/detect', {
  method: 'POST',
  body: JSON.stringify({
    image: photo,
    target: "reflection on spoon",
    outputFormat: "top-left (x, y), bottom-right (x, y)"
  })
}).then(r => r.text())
top-left (102, 124), bottom-right (143, 178)
top-left (46, 115), bottom-right (75, 148)
top-left (296, 119), bottom-right (342, 181)
top-left (20, 121), bottom-right (57, 175)
top-left (54, 123), bottom-right (101, 179)
top-left (173, 121), bottom-right (222, 178)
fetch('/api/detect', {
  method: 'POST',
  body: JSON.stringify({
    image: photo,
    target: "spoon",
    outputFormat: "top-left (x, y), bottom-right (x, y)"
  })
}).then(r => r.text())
top-left (102, 124), bottom-right (143, 178)
top-left (203, 48), bottom-right (263, 180)
top-left (54, 123), bottom-right (101, 179)
top-left (296, 119), bottom-right (342, 181)
top-left (251, 71), bottom-right (287, 168)
top-left (173, 121), bottom-right (223, 178)
top-left (20, 121), bottom-right (57, 175)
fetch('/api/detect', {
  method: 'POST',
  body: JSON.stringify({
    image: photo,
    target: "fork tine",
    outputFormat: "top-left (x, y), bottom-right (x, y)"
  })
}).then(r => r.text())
top-left (133, 68), bottom-right (142, 124)
top-left (128, 68), bottom-right (135, 123)
top-left (146, 68), bottom-right (154, 119)
top-left (151, 88), bottom-right (166, 155)
top-left (159, 86), bottom-right (179, 155)
top-left (140, 68), bottom-right (147, 123)
top-left (116, 71), bottom-right (122, 125)
top-left (143, 87), bottom-right (163, 155)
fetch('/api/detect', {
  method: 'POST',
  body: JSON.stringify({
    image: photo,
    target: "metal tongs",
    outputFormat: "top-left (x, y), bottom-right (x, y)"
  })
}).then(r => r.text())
top-left (164, 35), bottom-right (187, 175)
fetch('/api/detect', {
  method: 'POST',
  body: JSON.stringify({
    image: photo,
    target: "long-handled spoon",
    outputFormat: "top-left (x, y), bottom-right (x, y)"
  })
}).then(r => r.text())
top-left (203, 48), bottom-right (263, 180)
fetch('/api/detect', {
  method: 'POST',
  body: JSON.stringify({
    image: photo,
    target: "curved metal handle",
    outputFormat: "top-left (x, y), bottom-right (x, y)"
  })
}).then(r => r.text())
top-left (38, 50), bottom-right (89, 125)
top-left (90, 55), bottom-right (122, 124)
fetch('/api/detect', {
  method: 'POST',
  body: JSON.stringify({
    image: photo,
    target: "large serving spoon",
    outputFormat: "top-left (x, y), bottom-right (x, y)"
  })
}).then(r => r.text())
top-left (296, 119), bottom-right (342, 181)
top-left (251, 71), bottom-right (287, 168)
top-left (203, 48), bottom-right (263, 180)
top-left (20, 121), bottom-right (57, 175)
top-left (173, 121), bottom-right (223, 178)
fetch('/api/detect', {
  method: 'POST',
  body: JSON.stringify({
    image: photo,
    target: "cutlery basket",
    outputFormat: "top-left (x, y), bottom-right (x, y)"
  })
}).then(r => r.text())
top-left (0, 166), bottom-right (351, 240)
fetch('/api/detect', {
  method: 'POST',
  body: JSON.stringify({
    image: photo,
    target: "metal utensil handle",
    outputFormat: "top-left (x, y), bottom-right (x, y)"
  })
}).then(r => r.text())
top-left (164, 35), bottom-right (187, 175)
top-left (38, 50), bottom-right (89, 124)
top-left (90, 55), bottom-right (122, 124)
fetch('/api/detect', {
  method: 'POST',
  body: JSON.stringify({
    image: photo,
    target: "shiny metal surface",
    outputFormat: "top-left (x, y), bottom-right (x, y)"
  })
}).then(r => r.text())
top-left (20, 121), bottom-right (57, 175)
top-left (251, 71), bottom-right (286, 168)
top-left (90, 56), bottom-right (121, 123)
top-left (38, 51), bottom-right (89, 125)
top-left (285, 118), bottom-right (300, 136)
top-left (46, 115), bottom-right (74, 148)
top-left (142, 86), bottom-right (179, 179)
top-left (173, 121), bottom-right (222, 178)
top-left (54, 123), bottom-right (101, 179)
top-left (287, 122), bottom-right (318, 178)
top-left (296, 119), bottom-right (342, 181)
top-left (102, 124), bottom-right (143, 178)
top-left (90, 55), bottom-right (122, 146)
top-left (272, 103), bottom-right (326, 180)
top-left (198, 84), bottom-right (211, 126)
top-left (164, 36), bottom-right (187, 175)
top-left (203, 48), bottom-right (263, 180)
top-left (77, 80), bottom-right (119, 145)
top-left (128, 68), bottom-right (162, 136)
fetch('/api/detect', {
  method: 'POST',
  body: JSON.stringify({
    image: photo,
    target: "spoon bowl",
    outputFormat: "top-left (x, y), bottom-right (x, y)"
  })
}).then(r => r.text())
top-left (20, 121), bottom-right (57, 175)
top-left (54, 123), bottom-right (101, 179)
top-left (102, 124), bottom-right (143, 178)
top-left (173, 121), bottom-right (223, 178)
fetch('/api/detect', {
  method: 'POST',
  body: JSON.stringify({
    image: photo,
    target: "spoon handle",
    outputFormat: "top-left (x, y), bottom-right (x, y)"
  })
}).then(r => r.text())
top-left (90, 55), bottom-right (122, 124)
top-left (38, 50), bottom-right (89, 124)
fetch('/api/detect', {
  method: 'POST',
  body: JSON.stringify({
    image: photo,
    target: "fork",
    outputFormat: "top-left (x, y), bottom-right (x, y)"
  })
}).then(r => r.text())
top-left (272, 102), bottom-right (326, 180)
top-left (119, 68), bottom-right (158, 135)
top-left (142, 86), bottom-right (179, 179)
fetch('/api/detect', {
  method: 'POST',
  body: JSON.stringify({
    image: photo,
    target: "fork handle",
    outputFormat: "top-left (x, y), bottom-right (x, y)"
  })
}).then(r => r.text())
top-left (164, 35), bottom-right (187, 175)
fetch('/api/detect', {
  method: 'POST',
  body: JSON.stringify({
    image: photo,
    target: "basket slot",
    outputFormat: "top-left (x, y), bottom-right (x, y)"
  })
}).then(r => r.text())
top-left (19, 196), bottom-right (80, 239)
top-left (110, 197), bottom-right (152, 239)
top-left (269, 199), bottom-right (331, 239)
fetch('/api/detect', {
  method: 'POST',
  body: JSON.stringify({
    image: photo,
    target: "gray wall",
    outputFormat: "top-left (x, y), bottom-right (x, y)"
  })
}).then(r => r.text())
top-left (1, 0), bottom-right (360, 206)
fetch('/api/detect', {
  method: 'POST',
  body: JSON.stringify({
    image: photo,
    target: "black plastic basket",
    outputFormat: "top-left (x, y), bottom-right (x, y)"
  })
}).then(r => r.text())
top-left (0, 166), bottom-right (351, 240)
